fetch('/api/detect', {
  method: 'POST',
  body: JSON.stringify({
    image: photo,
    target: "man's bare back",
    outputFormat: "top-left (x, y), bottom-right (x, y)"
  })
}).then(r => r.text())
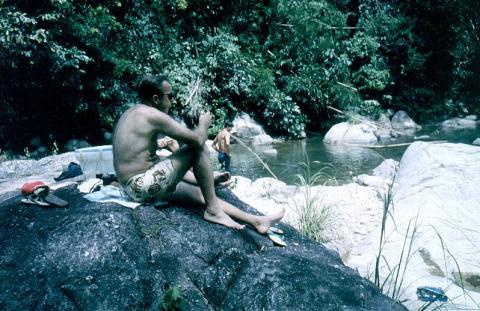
top-left (213, 129), bottom-right (231, 155)
top-left (113, 104), bottom-right (162, 184)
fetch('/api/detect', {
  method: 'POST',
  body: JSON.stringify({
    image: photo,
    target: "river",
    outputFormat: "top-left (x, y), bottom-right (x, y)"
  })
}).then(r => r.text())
top-left (228, 124), bottom-right (480, 185)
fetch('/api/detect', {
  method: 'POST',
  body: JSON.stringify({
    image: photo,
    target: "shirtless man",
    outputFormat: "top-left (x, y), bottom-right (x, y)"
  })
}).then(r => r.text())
top-left (113, 74), bottom-right (284, 232)
top-left (212, 121), bottom-right (233, 174)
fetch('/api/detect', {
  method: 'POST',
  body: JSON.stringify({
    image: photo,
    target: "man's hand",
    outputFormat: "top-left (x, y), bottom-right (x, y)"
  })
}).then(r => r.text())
top-left (198, 111), bottom-right (212, 129)
top-left (158, 137), bottom-right (174, 148)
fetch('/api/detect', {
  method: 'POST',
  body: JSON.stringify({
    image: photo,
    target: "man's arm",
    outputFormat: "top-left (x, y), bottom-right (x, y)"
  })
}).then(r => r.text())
top-left (145, 107), bottom-right (210, 148)
top-left (211, 135), bottom-right (219, 152)
top-left (225, 132), bottom-right (231, 156)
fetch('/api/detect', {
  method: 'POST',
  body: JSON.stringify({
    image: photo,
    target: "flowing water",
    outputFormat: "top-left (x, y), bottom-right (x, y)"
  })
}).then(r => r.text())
top-left (229, 124), bottom-right (480, 185)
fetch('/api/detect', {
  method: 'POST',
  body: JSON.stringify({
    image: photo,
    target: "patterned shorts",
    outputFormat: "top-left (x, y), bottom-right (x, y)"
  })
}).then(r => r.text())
top-left (122, 160), bottom-right (177, 202)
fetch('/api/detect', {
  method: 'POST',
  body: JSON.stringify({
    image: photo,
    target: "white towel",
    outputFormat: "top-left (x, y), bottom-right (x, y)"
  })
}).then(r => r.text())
top-left (84, 185), bottom-right (142, 209)
top-left (83, 185), bottom-right (170, 209)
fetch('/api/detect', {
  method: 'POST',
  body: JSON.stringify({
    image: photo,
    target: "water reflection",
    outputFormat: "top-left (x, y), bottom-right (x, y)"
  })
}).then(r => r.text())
top-left (229, 125), bottom-right (480, 185)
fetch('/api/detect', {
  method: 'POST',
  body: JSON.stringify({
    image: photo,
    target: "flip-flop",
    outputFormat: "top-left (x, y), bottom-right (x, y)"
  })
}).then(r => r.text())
top-left (268, 232), bottom-right (287, 247)
top-left (44, 193), bottom-right (69, 207)
top-left (21, 197), bottom-right (50, 207)
top-left (267, 227), bottom-right (284, 235)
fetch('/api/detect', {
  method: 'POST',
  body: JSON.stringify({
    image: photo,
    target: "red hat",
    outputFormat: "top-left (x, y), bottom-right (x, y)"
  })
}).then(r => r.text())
top-left (21, 180), bottom-right (49, 197)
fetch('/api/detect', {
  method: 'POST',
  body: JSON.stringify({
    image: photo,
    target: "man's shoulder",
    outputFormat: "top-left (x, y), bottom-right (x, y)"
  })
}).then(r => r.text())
top-left (221, 129), bottom-right (231, 138)
top-left (133, 104), bottom-right (169, 120)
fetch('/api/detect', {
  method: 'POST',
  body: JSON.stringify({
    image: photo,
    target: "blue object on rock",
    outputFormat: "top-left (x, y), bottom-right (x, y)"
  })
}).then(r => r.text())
top-left (416, 286), bottom-right (448, 302)
top-left (54, 162), bottom-right (83, 181)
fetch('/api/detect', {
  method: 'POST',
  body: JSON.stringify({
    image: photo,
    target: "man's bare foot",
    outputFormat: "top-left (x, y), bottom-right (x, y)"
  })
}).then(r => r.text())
top-left (254, 208), bottom-right (285, 234)
top-left (215, 179), bottom-right (233, 189)
top-left (213, 171), bottom-right (230, 185)
top-left (204, 208), bottom-right (245, 230)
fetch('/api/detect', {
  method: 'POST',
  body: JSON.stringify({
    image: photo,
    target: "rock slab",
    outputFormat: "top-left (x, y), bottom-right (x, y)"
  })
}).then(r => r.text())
top-left (0, 187), bottom-right (404, 310)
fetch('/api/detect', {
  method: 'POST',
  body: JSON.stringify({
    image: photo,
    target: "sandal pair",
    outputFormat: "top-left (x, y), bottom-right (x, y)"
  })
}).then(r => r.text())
top-left (21, 181), bottom-right (68, 207)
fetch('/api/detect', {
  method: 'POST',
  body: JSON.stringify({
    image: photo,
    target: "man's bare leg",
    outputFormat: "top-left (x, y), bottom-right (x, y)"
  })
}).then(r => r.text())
top-left (168, 146), bottom-right (243, 230)
top-left (168, 181), bottom-right (284, 233)
top-left (182, 170), bottom-right (230, 186)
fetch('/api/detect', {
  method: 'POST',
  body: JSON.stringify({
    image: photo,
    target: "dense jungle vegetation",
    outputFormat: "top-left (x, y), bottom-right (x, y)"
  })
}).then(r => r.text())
top-left (1, 0), bottom-right (479, 151)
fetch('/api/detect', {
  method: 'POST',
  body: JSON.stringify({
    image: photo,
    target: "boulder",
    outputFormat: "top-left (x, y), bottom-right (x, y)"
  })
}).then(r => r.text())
top-left (0, 186), bottom-right (404, 310)
top-left (324, 122), bottom-right (378, 144)
top-left (30, 145), bottom-right (49, 159)
top-left (102, 130), bottom-right (113, 142)
top-left (0, 152), bottom-right (78, 194)
top-left (64, 139), bottom-right (92, 152)
top-left (29, 137), bottom-right (42, 148)
top-left (390, 110), bottom-right (421, 130)
top-left (372, 159), bottom-right (399, 181)
top-left (233, 112), bottom-right (266, 141)
top-left (347, 142), bottom-right (480, 309)
top-left (251, 134), bottom-right (273, 146)
top-left (473, 138), bottom-right (480, 146)
top-left (374, 114), bottom-right (396, 141)
top-left (353, 174), bottom-right (388, 188)
top-left (259, 148), bottom-right (278, 156)
top-left (231, 176), bottom-right (386, 261)
top-left (441, 117), bottom-right (477, 130)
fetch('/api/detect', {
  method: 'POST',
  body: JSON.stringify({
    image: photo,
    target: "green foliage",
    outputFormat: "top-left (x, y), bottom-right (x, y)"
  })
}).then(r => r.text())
top-left (263, 91), bottom-right (306, 137)
top-left (0, 0), bottom-right (478, 150)
top-left (160, 286), bottom-right (188, 311)
top-left (352, 64), bottom-right (390, 93)
top-left (267, 0), bottom-right (353, 116)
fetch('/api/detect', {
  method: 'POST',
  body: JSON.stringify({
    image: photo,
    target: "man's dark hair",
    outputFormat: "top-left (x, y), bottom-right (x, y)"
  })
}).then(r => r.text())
top-left (137, 74), bottom-right (169, 101)
top-left (224, 121), bottom-right (234, 128)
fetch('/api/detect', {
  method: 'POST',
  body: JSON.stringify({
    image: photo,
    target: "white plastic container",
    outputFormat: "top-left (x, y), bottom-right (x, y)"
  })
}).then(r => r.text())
top-left (74, 145), bottom-right (115, 179)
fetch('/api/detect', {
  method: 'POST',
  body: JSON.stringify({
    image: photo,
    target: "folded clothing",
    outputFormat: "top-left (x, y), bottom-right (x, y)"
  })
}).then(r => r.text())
top-left (78, 178), bottom-right (103, 193)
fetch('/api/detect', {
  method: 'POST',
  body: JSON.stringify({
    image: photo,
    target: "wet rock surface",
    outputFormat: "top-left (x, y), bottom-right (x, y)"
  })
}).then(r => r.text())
top-left (0, 186), bottom-right (404, 310)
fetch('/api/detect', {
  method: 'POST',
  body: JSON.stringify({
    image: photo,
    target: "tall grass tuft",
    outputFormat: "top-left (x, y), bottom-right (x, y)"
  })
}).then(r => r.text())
top-left (373, 172), bottom-right (420, 303)
top-left (374, 174), bottom-right (396, 288)
top-left (293, 159), bottom-right (333, 242)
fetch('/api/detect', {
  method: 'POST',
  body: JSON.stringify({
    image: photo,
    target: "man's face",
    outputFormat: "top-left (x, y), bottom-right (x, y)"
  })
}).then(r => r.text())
top-left (156, 81), bottom-right (174, 113)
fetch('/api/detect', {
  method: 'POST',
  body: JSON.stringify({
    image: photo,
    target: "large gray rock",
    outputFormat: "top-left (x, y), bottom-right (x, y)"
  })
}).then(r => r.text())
top-left (390, 110), bottom-right (420, 130)
top-left (373, 159), bottom-right (399, 181)
top-left (441, 117), bottom-right (478, 130)
top-left (251, 134), bottom-right (273, 146)
top-left (348, 142), bottom-right (480, 309)
top-left (233, 112), bottom-right (266, 141)
top-left (324, 122), bottom-right (378, 144)
top-left (0, 186), bottom-right (405, 310)
top-left (0, 152), bottom-right (79, 195)
top-left (64, 139), bottom-right (92, 152)
top-left (473, 138), bottom-right (480, 146)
